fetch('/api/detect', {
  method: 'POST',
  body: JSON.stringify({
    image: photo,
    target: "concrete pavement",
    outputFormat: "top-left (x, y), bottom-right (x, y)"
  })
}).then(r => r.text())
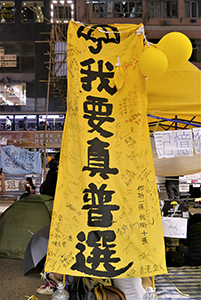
top-left (0, 257), bottom-right (52, 300)
top-left (0, 197), bottom-right (53, 300)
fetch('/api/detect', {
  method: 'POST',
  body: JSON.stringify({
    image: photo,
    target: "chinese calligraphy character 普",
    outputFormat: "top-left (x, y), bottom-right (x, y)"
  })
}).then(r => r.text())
top-left (82, 183), bottom-right (119, 227)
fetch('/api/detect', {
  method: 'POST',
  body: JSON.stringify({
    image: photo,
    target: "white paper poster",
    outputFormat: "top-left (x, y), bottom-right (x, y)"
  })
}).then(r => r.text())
top-left (193, 128), bottom-right (201, 154)
top-left (154, 130), bottom-right (193, 159)
top-left (162, 217), bottom-right (188, 239)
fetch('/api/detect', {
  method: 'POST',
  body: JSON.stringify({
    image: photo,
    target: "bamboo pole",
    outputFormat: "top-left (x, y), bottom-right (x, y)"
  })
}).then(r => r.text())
top-left (42, 26), bottom-right (54, 180)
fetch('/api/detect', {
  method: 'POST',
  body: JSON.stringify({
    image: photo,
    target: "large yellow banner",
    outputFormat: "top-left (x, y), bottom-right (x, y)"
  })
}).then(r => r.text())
top-left (45, 21), bottom-right (167, 278)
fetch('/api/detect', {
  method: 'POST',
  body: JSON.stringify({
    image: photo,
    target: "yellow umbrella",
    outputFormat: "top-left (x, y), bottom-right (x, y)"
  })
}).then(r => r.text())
top-left (170, 201), bottom-right (178, 205)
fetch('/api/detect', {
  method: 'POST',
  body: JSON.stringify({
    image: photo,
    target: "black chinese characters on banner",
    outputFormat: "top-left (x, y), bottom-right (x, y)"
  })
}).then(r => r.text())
top-left (71, 25), bottom-right (133, 277)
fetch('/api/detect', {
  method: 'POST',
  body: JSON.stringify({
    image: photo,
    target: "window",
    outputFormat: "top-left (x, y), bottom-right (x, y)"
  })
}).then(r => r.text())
top-left (185, 0), bottom-right (201, 18)
top-left (85, 0), bottom-right (143, 18)
top-left (15, 115), bottom-right (36, 130)
top-left (190, 39), bottom-right (201, 62)
top-left (39, 115), bottom-right (65, 130)
top-left (0, 114), bottom-right (13, 130)
top-left (51, 1), bottom-right (74, 23)
top-left (147, 0), bottom-right (178, 18)
top-left (0, 83), bottom-right (26, 106)
top-left (0, 41), bottom-right (35, 73)
top-left (0, 114), bottom-right (65, 131)
top-left (0, 1), bottom-right (15, 23)
top-left (21, 1), bottom-right (44, 23)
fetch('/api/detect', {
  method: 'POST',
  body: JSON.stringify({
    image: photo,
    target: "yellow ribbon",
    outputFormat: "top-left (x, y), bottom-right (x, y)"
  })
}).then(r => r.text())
top-left (165, 275), bottom-right (190, 297)
top-left (40, 272), bottom-right (46, 281)
top-left (25, 296), bottom-right (38, 300)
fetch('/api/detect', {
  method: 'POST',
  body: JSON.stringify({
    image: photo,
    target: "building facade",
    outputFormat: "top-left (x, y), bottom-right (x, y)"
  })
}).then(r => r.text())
top-left (0, 1), bottom-right (67, 120)
top-left (0, 0), bottom-right (200, 122)
top-left (76, 0), bottom-right (201, 69)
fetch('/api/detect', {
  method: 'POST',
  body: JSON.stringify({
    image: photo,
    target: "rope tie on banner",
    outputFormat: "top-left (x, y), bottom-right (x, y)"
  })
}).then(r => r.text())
top-left (115, 56), bottom-right (121, 67)
top-left (96, 24), bottom-right (150, 50)
top-left (135, 25), bottom-right (144, 35)
top-left (75, 21), bottom-right (153, 51)
top-left (135, 25), bottom-right (150, 47)
top-left (77, 21), bottom-right (147, 37)
top-left (114, 56), bottom-right (124, 90)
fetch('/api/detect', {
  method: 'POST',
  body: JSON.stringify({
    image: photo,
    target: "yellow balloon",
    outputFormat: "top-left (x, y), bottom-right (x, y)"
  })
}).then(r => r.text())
top-left (139, 47), bottom-right (168, 78)
top-left (157, 32), bottom-right (192, 65)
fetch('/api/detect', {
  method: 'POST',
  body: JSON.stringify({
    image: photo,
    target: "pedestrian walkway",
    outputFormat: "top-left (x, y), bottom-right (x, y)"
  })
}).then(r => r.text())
top-left (0, 257), bottom-right (50, 300)
top-left (0, 197), bottom-right (16, 214)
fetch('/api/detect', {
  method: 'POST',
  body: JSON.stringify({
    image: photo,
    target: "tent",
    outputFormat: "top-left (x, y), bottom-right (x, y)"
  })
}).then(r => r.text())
top-left (147, 61), bottom-right (201, 132)
top-left (0, 194), bottom-right (53, 259)
top-left (146, 61), bottom-right (201, 177)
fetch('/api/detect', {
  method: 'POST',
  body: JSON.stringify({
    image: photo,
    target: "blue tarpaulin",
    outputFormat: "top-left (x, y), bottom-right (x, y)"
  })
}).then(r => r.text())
top-left (1, 145), bottom-right (41, 174)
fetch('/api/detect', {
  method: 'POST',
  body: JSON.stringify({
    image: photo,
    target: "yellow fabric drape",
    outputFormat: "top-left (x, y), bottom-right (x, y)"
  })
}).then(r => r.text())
top-left (45, 21), bottom-right (167, 278)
